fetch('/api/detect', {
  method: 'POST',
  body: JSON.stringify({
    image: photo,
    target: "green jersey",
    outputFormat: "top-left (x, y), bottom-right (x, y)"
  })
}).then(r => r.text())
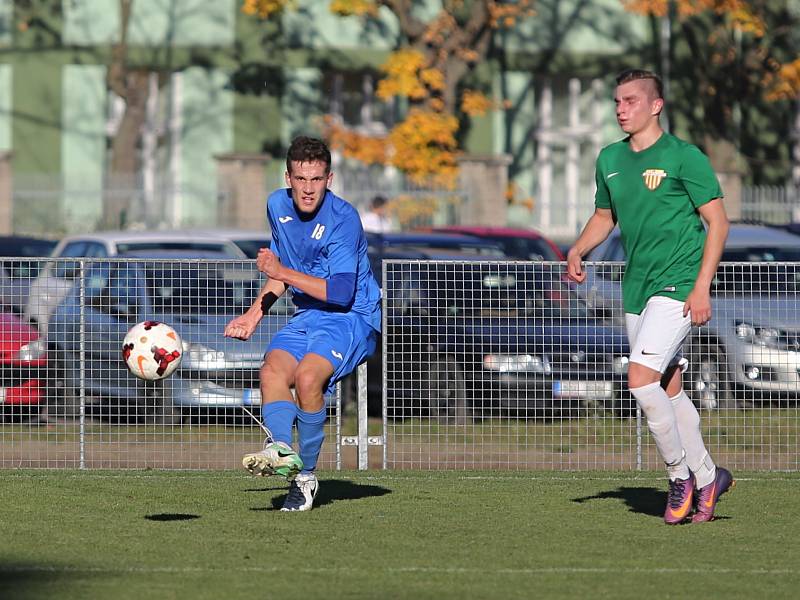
top-left (594, 132), bottom-right (722, 314)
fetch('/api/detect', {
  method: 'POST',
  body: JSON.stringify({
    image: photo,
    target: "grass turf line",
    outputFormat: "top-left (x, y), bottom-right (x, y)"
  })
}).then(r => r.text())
top-left (1, 470), bottom-right (799, 600)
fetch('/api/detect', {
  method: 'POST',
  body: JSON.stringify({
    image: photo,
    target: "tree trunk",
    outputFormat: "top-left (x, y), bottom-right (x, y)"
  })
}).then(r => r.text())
top-left (102, 71), bottom-right (149, 229)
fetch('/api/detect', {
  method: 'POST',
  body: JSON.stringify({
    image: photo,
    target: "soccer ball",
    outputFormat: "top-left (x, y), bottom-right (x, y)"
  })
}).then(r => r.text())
top-left (122, 321), bottom-right (183, 381)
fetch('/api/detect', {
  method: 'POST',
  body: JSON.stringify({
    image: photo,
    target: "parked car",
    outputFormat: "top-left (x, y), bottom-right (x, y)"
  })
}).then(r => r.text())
top-left (419, 225), bottom-right (565, 261)
top-left (46, 250), bottom-right (290, 422)
top-left (24, 230), bottom-right (246, 334)
top-left (0, 235), bottom-right (57, 314)
top-left (0, 311), bottom-right (48, 418)
top-left (360, 232), bottom-right (629, 419)
top-left (583, 223), bottom-right (800, 408)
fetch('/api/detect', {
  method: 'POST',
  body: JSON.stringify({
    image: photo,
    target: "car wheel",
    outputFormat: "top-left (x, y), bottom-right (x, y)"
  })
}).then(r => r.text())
top-left (686, 345), bottom-right (731, 410)
top-left (427, 356), bottom-right (470, 424)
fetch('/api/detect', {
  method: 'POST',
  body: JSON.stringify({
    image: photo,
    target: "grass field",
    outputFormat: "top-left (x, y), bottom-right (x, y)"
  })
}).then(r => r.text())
top-left (1, 470), bottom-right (799, 599)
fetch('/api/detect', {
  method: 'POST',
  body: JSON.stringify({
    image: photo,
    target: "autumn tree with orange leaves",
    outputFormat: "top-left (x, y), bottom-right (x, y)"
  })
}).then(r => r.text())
top-left (242, 0), bottom-right (534, 188)
top-left (623, 0), bottom-right (800, 183)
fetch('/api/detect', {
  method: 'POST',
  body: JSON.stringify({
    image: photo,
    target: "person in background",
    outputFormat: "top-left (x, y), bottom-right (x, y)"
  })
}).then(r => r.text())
top-left (361, 195), bottom-right (395, 233)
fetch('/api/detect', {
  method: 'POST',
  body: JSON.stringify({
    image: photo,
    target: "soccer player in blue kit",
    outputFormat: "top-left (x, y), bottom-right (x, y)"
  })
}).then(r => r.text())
top-left (224, 136), bottom-right (381, 512)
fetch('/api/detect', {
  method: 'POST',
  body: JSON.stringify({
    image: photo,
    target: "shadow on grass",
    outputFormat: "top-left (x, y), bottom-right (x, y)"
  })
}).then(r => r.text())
top-left (572, 486), bottom-right (665, 517)
top-left (249, 478), bottom-right (391, 511)
top-left (144, 513), bottom-right (200, 521)
top-left (0, 564), bottom-right (110, 600)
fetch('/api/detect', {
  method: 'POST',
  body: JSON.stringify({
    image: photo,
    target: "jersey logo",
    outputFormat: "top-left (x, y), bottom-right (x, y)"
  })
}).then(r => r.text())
top-left (642, 168), bottom-right (667, 190)
top-left (278, 216), bottom-right (293, 223)
top-left (311, 224), bottom-right (326, 240)
top-left (331, 350), bottom-right (343, 360)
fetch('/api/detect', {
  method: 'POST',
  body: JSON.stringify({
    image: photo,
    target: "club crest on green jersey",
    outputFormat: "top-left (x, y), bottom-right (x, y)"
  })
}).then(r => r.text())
top-left (642, 168), bottom-right (667, 190)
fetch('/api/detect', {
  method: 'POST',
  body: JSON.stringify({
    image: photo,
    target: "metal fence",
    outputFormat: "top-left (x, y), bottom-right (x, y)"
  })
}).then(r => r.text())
top-left (1, 257), bottom-right (799, 472)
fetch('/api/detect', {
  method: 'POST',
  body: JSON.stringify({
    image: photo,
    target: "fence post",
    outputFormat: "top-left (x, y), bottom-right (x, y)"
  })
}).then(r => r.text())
top-left (357, 362), bottom-right (369, 470)
top-left (79, 260), bottom-right (86, 470)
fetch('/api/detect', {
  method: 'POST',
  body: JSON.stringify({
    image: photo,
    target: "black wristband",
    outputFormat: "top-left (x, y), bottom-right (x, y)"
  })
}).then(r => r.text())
top-left (260, 291), bottom-right (279, 315)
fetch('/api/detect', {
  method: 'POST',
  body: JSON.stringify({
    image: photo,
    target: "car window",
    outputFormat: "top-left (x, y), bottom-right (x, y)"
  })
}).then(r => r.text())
top-left (144, 262), bottom-right (269, 316)
top-left (232, 239), bottom-right (270, 259)
top-left (487, 237), bottom-right (559, 261)
top-left (55, 241), bottom-right (89, 279)
top-left (387, 263), bottom-right (588, 320)
top-left (116, 241), bottom-right (238, 255)
top-left (83, 262), bottom-right (139, 317)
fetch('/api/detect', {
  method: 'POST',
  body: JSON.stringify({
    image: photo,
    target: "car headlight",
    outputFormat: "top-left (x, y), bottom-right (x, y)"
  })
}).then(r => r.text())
top-left (15, 338), bottom-right (47, 361)
top-left (612, 355), bottom-right (629, 374)
top-left (181, 341), bottom-right (228, 368)
top-left (483, 354), bottom-right (552, 374)
top-left (734, 321), bottom-right (789, 350)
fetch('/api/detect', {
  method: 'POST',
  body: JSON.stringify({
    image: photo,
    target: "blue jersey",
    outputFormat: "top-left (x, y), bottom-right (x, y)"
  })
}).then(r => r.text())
top-left (267, 188), bottom-right (382, 332)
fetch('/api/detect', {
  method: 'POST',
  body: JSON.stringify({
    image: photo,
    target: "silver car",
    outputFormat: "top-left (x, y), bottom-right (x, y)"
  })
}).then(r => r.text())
top-left (582, 224), bottom-right (800, 408)
top-left (46, 250), bottom-right (292, 422)
top-left (24, 230), bottom-right (245, 333)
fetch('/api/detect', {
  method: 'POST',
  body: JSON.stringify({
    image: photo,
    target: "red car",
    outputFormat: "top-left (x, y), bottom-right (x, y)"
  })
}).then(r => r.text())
top-left (421, 225), bottom-right (565, 261)
top-left (0, 312), bottom-right (47, 411)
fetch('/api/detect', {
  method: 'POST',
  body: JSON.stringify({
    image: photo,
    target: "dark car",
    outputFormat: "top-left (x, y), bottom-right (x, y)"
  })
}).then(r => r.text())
top-left (0, 235), bottom-right (57, 314)
top-left (360, 232), bottom-right (629, 420)
top-left (420, 225), bottom-right (565, 261)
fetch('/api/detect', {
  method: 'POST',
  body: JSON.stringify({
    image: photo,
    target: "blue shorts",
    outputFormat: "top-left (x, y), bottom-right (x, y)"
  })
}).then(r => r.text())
top-left (267, 309), bottom-right (378, 395)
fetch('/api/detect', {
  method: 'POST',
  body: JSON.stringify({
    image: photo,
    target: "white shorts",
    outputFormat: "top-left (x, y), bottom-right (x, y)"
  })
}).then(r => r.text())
top-left (625, 296), bottom-right (691, 374)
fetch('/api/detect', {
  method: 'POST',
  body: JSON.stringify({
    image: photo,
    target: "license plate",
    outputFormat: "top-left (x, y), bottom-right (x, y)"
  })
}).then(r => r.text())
top-left (242, 388), bottom-right (261, 405)
top-left (553, 380), bottom-right (614, 399)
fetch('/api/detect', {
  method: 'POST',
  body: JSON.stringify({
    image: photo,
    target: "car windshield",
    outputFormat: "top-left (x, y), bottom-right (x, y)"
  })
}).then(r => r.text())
top-left (388, 263), bottom-right (588, 320)
top-left (117, 241), bottom-right (236, 255)
top-left (482, 236), bottom-right (560, 261)
top-left (714, 247), bottom-right (800, 296)
top-left (145, 263), bottom-right (263, 315)
top-left (232, 239), bottom-right (270, 259)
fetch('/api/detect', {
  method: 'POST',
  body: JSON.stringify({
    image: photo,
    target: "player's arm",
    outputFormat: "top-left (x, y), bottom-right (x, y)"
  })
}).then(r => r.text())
top-left (257, 247), bottom-right (356, 307)
top-left (684, 198), bottom-right (728, 324)
top-left (566, 207), bottom-right (617, 283)
top-left (223, 277), bottom-right (287, 340)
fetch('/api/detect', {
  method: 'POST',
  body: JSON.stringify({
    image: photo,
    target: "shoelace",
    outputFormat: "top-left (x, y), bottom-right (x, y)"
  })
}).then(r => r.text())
top-left (668, 479), bottom-right (690, 509)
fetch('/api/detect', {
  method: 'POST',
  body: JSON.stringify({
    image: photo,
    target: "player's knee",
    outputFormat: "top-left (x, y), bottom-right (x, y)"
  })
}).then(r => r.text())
top-left (294, 367), bottom-right (325, 401)
top-left (627, 362), bottom-right (661, 389)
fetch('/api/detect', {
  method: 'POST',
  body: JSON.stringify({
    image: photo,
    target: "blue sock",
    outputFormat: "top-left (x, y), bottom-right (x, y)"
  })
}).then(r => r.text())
top-left (261, 401), bottom-right (297, 446)
top-left (296, 406), bottom-right (327, 472)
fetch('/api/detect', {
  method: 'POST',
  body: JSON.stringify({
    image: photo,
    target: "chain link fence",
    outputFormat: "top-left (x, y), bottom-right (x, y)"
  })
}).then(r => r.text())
top-left (1, 256), bottom-right (799, 472)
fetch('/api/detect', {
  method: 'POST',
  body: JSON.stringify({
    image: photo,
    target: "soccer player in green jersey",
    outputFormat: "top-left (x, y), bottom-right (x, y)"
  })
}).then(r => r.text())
top-left (567, 69), bottom-right (734, 524)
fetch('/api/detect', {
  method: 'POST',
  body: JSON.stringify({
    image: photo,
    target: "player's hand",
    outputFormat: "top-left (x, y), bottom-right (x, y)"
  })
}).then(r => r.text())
top-left (684, 287), bottom-right (712, 326)
top-left (256, 248), bottom-right (283, 280)
top-left (566, 247), bottom-right (586, 284)
top-left (224, 313), bottom-right (260, 340)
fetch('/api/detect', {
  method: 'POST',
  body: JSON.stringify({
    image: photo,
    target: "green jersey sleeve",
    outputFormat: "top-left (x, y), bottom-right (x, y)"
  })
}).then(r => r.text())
top-left (594, 154), bottom-right (611, 209)
top-left (680, 145), bottom-right (723, 209)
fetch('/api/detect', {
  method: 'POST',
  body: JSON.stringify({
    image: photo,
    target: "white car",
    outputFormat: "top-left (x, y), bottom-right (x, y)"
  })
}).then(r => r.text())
top-left (23, 230), bottom-right (246, 333)
top-left (583, 224), bottom-right (800, 408)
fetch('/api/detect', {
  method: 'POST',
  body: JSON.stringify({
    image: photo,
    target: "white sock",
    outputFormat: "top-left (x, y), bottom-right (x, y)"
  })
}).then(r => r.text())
top-left (670, 390), bottom-right (716, 488)
top-left (630, 381), bottom-right (690, 480)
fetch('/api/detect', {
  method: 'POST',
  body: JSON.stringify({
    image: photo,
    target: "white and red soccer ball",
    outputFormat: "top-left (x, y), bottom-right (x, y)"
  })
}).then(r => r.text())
top-left (122, 321), bottom-right (183, 381)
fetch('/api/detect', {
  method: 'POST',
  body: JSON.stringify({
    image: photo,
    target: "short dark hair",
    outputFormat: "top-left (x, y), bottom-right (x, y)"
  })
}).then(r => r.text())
top-left (371, 195), bottom-right (387, 209)
top-left (616, 69), bottom-right (663, 100)
top-left (286, 136), bottom-right (332, 173)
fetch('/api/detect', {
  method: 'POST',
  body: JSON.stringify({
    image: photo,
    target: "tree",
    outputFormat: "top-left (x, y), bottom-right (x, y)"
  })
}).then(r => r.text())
top-left (242, 0), bottom-right (534, 187)
top-left (623, 0), bottom-right (800, 184)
